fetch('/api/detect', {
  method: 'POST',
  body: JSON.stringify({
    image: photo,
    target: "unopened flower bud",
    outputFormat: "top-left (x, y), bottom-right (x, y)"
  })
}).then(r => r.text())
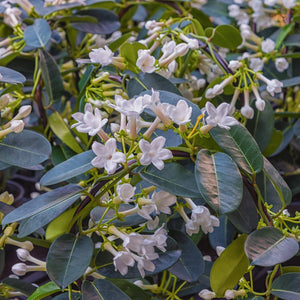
top-left (241, 105), bottom-right (254, 119)
top-left (199, 289), bottom-right (216, 300)
top-left (16, 248), bottom-right (30, 262)
top-left (255, 99), bottom-right (265, 111)
top-left (10, 120), bottom-right (24, 133)
top-left (216, 246), bottom-right (225, 256)
top-left (17, 105), bottom-right (32, 118)
top-left (224, 289), bottom-right (236, 299)
top-left (12, 263), bottom-right (27, 276)
top-left (175, 43), bottom-right (189, 56)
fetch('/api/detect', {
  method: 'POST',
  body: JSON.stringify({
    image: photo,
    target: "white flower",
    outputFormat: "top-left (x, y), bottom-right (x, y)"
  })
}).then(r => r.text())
top-left (224, 289), bottom-right (236, 299)
top-left (117, 183), bottom-right (136, 202)
top-left (261, 38), bottom-right (275, 53)
top-left (123, 232), bottom-right (145, 253)
top-left (185, 219), bottom-right (200, 235)
top-left (216, 246), bottom-right (225, 256)
top-left (250, 58), bottom-right (264, 72)
top-left (146, 216), bottom-right (159, 230)
top-left (91, 138), bottom-right (126, 174)
top-left (204, 102), bottom-right (239, 130)
top-left (199, 289), bottom-right (216, 300)
top-left (241, 89), bottom-right (254, 119)
top-left (113, 251), bottom-right (135, 276)
top-left (174, 43), bottom-right (189, 56)
top-left (136, 256), bottom-right (156, 278)
top-left (136, 49), bottom-right (156, 73)
top-left (16, 249), bottom-right (30, 262)
top-left (264, 0), bottom-right (277, 5)
top-left (152, 191), bottom-right (176, 215)
top-left (228, 60), bottom-right (241, 72)
top-left (10, 120), bottom-right (24, 133)
top-left (137, 202), bottom-right (156, 220)
top-left (109, 95), bottom-right (145, 117)
top-left (282, 0), bottom-right (296, 9)
top-left (256, 73), bottom-right (283, 96)
top-left (89, 46), bottom-right (113, 65)
top-left (71, 103), bottom-right (108, 136)
top-left (228, 4), bottom-right (241, 18)
top-left (275, 57), bottom-right (289, 72)
top-left (179, 33), bottom-right (198, 50)
top-left (139, 136), bottom-right (173, 170)
top-left (12, 263), bottom-right (27, 276)
top-left (4, 7), bottom-right (22, 27)
top-left (167, 100), bottom-right (192, 125)
top-left (252, 85), bottom-right (266, 111)
top-left (150, 225), bottom-right (168, 252)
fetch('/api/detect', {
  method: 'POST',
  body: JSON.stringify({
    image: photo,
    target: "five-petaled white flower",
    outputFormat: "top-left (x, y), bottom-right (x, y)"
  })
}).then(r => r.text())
top-left (261, 38), bottom-right (275, 53)
top-left (168, 100), bottom-right (192, 125)
top-left (204, 102), bottom-right (239, 130)
top-left (113, 251), bottom-right (135, 276)
top-left (89, 46), bottom-right (114, 65)
top-left (117, 183), bottom-right (136, 202)
top-left (139, 136), bottom-right (173, 170)
top-left (91, 138), bottom-right (126, 174)
top-left (136, 49), bottom-right (156, 73)
top-left (71, 103), bottom-right (108, 136)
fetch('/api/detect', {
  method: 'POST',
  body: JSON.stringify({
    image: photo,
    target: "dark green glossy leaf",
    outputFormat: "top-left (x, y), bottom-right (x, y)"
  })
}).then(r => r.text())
top-left (226, 184), bottom-right (259, 234)
top-left (71, 9), bottom-right (120, 35)
top-left (276, 23), bottom-right (295, 49)
top-left (2, 184), bottom-right (82, 225)
top-left (271, 273), bottom-right (300, 300)
top-left (209, 215), bottom-right (236, 250)
top-left (244, 227), bottom-right (299, 267)
top-left (262, 129), bottom-right (283, 157)
top-left (0, 130), bottom-right (51, 168)
top-left (195, 150), bottom-right (243, 214)
top-left (256, 157), bottom-right (292, 212)
top-left (211, 234), bottom-right (249, 297)
top-left (169, 230), bottom-right (204, 282)
top-left (0, 66), bottom-right (25, 84)
top-left (82, 279), bottom-right (130, 300)
top-left (108, 279), bottom-right (151, 300)
top-left (284, 34), bottom-right (300, 47)
top-left (27, 281), bottom-right (61, 300)
top-left (127, 73), bottom-right (181, 98)
top-left (210, 25), bottom-right (242, 49)
top-left (246, 100), bottom-right (274, 152)
top-left (23, 19), bottom-right (51, 48)
top-left (47, 234), bottom-right (94, 289)
top-left (270, 125), bottom-right (294, 157)
top-left (40, 150), bottom-right (95, 186)
top-left (39, 50), bottom-right (64, 103)
top-left (109, 32), bottom-right (133, 52)
top-left (139, 162), bottom-right (200, 198)
top-left (2, 278), bottom-right (36, 297)
top-left (286, 174), bottom-right (300, 195)
top-left (210, 125), bottom-right (264, 175)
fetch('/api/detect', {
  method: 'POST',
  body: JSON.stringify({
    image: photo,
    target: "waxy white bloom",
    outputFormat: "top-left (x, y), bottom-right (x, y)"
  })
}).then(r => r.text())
top-left (228, 60), bottom-right (241, 72)
top-left (110, 95), bottom-right (145, 117)
top-left (167, 100), bottom-right (192, 125)
top-left (89, 46), bottom-right (113, 65)
top-left (224, 289), bottom-right (236, 299)
top-left (139, 136), bottom-right (173, 170)
top-left (91, 138), bottom-right (126, 174)
top-left (261, 38), bottom-right (275, 53)
top-left (146, 216), bottom-right (159, 230)
top-left (152, 191), bottom-right (176, 215)
top-left (71, 103), bottom-right (108, 136)
top-left (113, 251), bottom-right (135, 276)
top-left (252, 85), bottom-right (266, 111)
top-left (256, 73), bottom-right (283, 96)
top-left (250, 58), bottom-right (264, 72)
top-left (179, 33), bottom-right (198, 50)
top-left (4, 7), bottom-right (22, 27)
top-left (10, 120), bottom-right (24, 133)
top-left (136, 49), bottom-right (156, 73)
top-left (204, 102), bottom-right (239, 130)
top-left (282, 0), bottom-right (296, 9)
top-left (12, 263), bottom-right (27, 276)
top-left (275, 57), bottom-right (289, 72)
top-left (117, 183), bottom-right (136, 203)
top-left (205, 76), bottom-right (234, 99)
top-left (199, 289), bottom-right (216, 300)
top-left (136, 256), bottom-right (156, 278)
top-left (241, 89), bottom-right (254, 119)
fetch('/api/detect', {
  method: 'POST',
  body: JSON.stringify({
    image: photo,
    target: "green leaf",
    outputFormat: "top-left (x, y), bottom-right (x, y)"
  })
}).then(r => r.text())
top-left (226, 184), bottom-right (259, 234)
top-left (209, 215), bottom-right (236, 250)
top-left (71, 9), bottom-right (120, 34)
top-left (109, 32), bottom-right (133, 52)
top-left (210, 25), bottom-right (242, 50)
top-left (47, 234), bottom-right (94, 289)
top-left (246, 100), bottom-right (274, 152)
top-left (256, 157), bottom-right (292, 212)
top-left (48, 111), bottom-right (83, 154)
top-left (0, 130), bottom-right (51, 168)
top-left (2, 184), bottom-right (82, 226)
top-left (23, 19), bottom-right (51, 48)
top-left (210, 125), bottom-right (264, 175)
top-left (120, 42), bottom-right (147, 72)
top-left (195, 150), bottom-right (243, 214)
top-left (284, 34), bottom-right (300, 47)
top-left (168, 230), bottom-right (204, 282)
top-left (82, 279), bottom-right (131, 300)
top-left (39, 50), bottom-right (64, 103)
top-left (276, 23), bottom-right (295, 49)
top-left (271, 273), bottom-right (300, 300)
top-left (270, 125), bottom-right (294, 157)
top-left (139, 162), bottom-right (200, 198)
top-left (2, 278), bottom-right (36, 297)
top-left (210, 234), bottom-right (249, 297)
top-left (244, 227), bottom-right (299, 267)
top-left (45, 206), bottom-right (78, 242)
top-left (0, 66), bottom-right (25, 84)
top-left (108, 279), bottom-right (151, 300)
top-left (127, 73), bottom-right (181, 98)
top-left (27, 281), bottom-right (61, 300)
top-left (40, 150), bottom-right (95, 186)
top-left (262, 129), bottom-right (283, 157)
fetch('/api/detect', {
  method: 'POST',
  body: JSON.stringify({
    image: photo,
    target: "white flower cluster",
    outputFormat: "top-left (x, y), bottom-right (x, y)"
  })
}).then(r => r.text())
top-left (105, 225), bottom-right (168, 277)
